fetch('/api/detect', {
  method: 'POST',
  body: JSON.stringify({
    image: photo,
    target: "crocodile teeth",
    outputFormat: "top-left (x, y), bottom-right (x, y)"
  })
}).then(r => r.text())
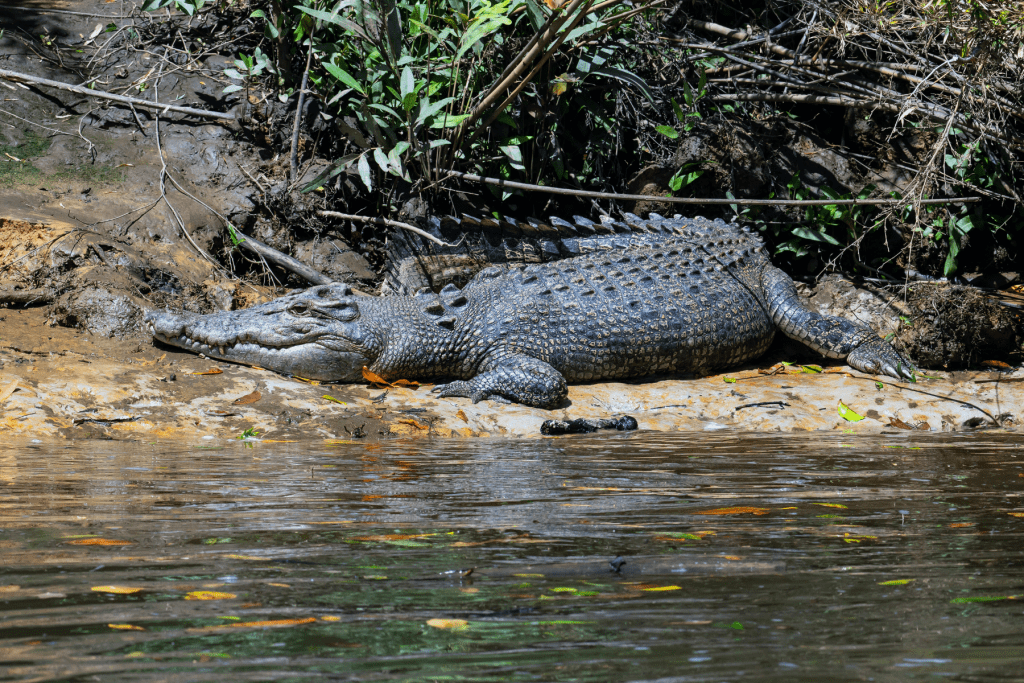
top-left (219, 346), bottom-right (226, 356)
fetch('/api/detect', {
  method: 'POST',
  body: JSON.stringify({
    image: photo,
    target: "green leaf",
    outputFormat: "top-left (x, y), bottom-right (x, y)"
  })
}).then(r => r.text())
top-left (357, 153), bottom-right (373, 191)
top-left (837, 400), bottom-right (865, 422)
top-left (791, 226), bottom-right (841, 245)
top-left (430, 112), bottom-right (471, 129)
top-left (723, 377), bottom-right (737, 383)
top-left (671, 97), bottom-right (685, 123)
top-left (400, 66), bottom-right (414, 98)
top-left (323, 63), bottom-right (365, 95)
top-left (372, 147), bottom-right (390, 173)
top-left (656, 125), bottom-right (679, 139)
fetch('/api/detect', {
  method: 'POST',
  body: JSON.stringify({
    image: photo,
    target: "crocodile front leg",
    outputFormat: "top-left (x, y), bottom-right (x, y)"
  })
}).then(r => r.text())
top-left (762, 265), bottom-right (916, 381)
top-left (431, 355), bottom-right (568, 409)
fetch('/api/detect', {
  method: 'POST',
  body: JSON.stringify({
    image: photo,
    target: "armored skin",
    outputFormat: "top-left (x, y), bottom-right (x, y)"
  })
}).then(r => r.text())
top-left (145, 215), bottom-right (915, 408)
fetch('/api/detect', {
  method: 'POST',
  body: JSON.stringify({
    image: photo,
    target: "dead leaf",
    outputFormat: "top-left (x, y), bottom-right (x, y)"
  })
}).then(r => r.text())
top-left (68, 538), bottom-right (132, 546)
top-left (188, 368), bottom-right (223, 376)
top-left (889, 417), bottom-right (914, 430)
top-left (184, 590), bottom-right (236, 600)
top-left (92, 586), bottom-right (144, 594)
top-left (233, 389), bottom-right (262, 405)
top-left (456, 410), bottom-right (468, 422)
top-left (695, 507), bottom-right (770, 516)
top-left (362, 366), bottom-right (419, 389)
top-left (293, 376), bottom-right (321, 385)
top-left (108, 623), bottom-right (145, 630)
top-left (427, 618), bottom-right (468, 630)
top-left (982, 360), bottom-right (1011, 369)
top-left (397, 418), bottom-right (428, 430)
top-left (0, 380), bottom-right (19, 405)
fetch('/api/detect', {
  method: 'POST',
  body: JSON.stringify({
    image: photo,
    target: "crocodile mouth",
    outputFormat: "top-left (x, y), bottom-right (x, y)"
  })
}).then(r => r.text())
top-left (147, 322), bottom-right (311, 358)
top-left (145, 315), bottom-right (370, 382)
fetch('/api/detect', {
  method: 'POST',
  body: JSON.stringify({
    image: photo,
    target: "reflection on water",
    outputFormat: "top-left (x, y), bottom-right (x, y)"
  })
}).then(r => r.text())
top-left (1, 432), bottom-right (1023, 681)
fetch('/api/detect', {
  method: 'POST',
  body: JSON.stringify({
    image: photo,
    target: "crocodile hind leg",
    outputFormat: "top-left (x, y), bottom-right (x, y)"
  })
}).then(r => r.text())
top-left (761, 265), bottom-right (916, 381)
top-left (431, 355), bottom-right (568, 409)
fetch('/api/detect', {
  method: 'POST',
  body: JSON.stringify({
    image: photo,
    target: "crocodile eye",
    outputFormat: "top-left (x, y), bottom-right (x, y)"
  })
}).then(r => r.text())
top-left (289, 303), bottom-right (310, 316)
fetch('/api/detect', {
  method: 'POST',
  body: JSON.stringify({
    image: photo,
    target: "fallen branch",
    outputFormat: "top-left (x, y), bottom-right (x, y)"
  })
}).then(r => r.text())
top-left (231, 230), bottom-right (334, 286)
top-left (0, 284), bottom-right (51, 306)
top-left (317, 211), bottom-right (454, 247)
top-left (0, 68), bottom-right (235, 121)
top-left (448, 171), bottom-right (981, 207)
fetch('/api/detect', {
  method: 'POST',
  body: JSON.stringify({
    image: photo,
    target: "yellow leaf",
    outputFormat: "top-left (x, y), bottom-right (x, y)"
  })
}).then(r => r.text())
top-left (641, 585), bottom-right (682, 592)
top-left (837, 400), bottom-right (865, 422)
top-left (108, 623), bottom-right (145, 630)
top-left (231, 617), bottom-right (315, 628)
top-left (456, 410), bottom-right (468, 422)
top-left (695, 507), bottom-right (770, 516)
top-left (69, 538), bottom-right (132, 546)
top-left (878, 579), bottom-right (915, 586)
top-left (1009, 512), bottom-right (1024, 517)
top-left (185, 590), bottom-right (236, 600)
top-left (92, 586), bottom-right (144, 594)
top-left (814, 503), bottom-right (848, 509)
top-left (322, 394), bottom-right (347, 405)
top-left (550, 80), bottom-right (567, 96)
top-left (427, 618), bottom-right (468, 630)
top-left (224, 554), bottom-right (265, 560)
top-left (320, 615), bottom-right (341, 622)
top-left (188, 368), bottom-right (223, 375)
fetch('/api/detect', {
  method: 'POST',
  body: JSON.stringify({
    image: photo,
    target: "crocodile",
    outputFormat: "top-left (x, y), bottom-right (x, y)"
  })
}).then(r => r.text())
top-left (145, 214), bottom-right (915, 408)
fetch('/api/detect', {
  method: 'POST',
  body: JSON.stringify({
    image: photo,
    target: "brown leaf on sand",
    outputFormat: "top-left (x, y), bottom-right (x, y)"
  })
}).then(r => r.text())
top-left (233, 390), bottom-right (262, 405)
top-left (188, 368), bottom-right (223, 376)
top-left (362, 367), bottom-right (419, 389)
top-left (0, 380), bottom-right (19, 405)
top-left (889, 417), bottom-right (914, 430)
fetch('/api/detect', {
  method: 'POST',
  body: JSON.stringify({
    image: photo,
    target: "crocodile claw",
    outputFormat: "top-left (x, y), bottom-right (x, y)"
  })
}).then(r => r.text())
top-left (847, 337), bottom-right (917, 383)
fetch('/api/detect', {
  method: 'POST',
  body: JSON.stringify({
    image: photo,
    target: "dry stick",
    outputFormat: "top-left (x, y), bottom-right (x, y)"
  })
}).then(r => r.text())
top-left (450, 0), bottom-right (589, 152)
top-left (0, 68), bottom-right (235, 120)
top-left (448, 171), bottom-right (980, 207)
top-left (687, 19), bottom-right (1023, 118)
top-left (0, 3), bottom-right (128, 18)
top-left (290, 24), bottom-right (316, 185)
top-left (317, 211), bottom-right (454, 247)
top-left (470, 0), bottom-right (595, 140)
top-left (708, 93), bottom-right (1024, 151)
top-left (0, 286), bottom-right (50, 306)
top-left (230, 230), bottom-right (334, 286)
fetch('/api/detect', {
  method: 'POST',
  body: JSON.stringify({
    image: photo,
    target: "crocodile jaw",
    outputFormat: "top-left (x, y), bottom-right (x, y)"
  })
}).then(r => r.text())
top-left (145, 307), bottom-right (372, 382)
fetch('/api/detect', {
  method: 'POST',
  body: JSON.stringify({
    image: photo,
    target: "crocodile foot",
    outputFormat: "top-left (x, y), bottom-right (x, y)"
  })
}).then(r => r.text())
top-left (847, 337), bottom-right (917, 382)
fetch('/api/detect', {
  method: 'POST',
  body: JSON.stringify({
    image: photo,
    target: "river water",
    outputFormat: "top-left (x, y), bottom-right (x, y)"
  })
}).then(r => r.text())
top-left (1, 432), bottom-right (1022, 681)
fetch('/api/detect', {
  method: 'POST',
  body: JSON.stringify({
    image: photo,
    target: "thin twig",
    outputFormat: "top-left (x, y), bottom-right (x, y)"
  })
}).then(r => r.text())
top-left (290, 24), bottom-right (316, 185)
top-left (317, 211), bottom-right (454, 246)
top-left (0, 68), bottom-right (235, 120)
top-left (448, 171), bottom-right (981, 207)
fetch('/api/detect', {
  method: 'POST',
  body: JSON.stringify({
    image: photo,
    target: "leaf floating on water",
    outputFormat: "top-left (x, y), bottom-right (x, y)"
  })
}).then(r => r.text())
top-left (230, 617), bottom-right (315, 628)
top-left (427, 618), bottom-right (469, 630)
top-left (355, 533), bottom-right (438, 541)
top-left (224, 554), bottom-right (265, 561)
top-left (108, 623), bottom-right (145, 630)
top-left (878, 579), bottom-right (915, 586)
top-left (69, 538), bottom-right (132, 546)
top-left (232, 389), bottom-right (261, 405)
top-left (695, 507), bottom-right (770, 516)
top-left (185, 590), bottom-right (237, 600)
top-left (949, 522), bottom-right (975, 528)
top-left (641, 585), bottom-right (682, 592)
top-left (92, 585), bottom-right (144, 594)
top-left (322, 395), bottom-right (347, 405)
top-left (837, 400), bottom-right (865, 422)
top-left (814, 503), bottom-right (848, 509)
top-left (950, 595), bottom-right (1019, 604)
top-left (1008, 512), bottom-right (1024, 517)
top-left (188, 368), bottom-right (223, 376)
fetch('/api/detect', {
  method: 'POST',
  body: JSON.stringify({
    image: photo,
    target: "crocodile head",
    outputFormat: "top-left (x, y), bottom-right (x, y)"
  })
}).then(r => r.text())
top-left (144, 283), bottom-right (373, 381)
